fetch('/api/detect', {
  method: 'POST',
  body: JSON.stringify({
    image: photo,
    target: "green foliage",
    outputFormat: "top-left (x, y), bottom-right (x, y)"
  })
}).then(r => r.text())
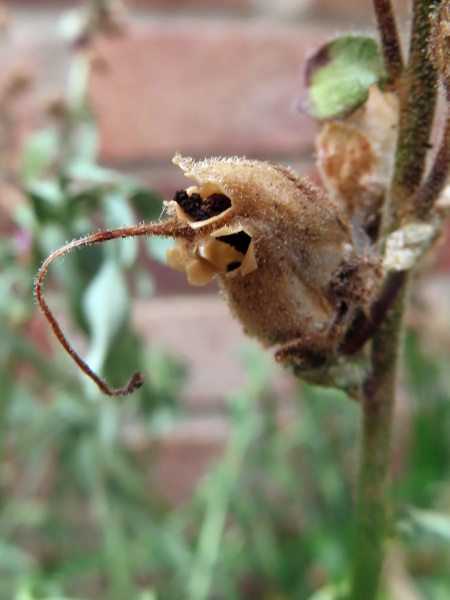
top-left (0, 17), bottom-right (186, 598)
top-left (4, 317), bottom-right (449, 600)
top-left (304, 35), bottom-right (386, 120)
top-left (3, 143), bottom-right (450, 600)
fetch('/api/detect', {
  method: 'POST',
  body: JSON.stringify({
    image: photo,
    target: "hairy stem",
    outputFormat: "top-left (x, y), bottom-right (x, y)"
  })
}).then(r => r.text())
top-left (383, 0), bottom-right (439, 234)
top-left (372, 0), bottom-right (404, 84)
top-left (35, 220), bottom-right (192, 396)
top-left (349, 2), bottom-right (440, 597)
top-left (349, 277), bottom-right (408, 600)
top-left (413, 110), bottom-right (450, 219)
top-left (340, 271), bottom-right (407, 357)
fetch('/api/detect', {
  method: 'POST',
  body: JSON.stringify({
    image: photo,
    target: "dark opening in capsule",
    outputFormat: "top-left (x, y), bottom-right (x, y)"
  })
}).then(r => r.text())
top-left (173, 190), bottom-right (232, 221)
top-left (216, 231), bottom-right (251, 255)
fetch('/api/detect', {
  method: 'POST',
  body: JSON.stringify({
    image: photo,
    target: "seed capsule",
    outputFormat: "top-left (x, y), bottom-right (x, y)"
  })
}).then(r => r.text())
top-left (164, 154), bottom-right (376, 367)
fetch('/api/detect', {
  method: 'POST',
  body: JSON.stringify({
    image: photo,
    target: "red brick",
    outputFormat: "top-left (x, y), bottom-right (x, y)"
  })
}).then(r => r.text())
top-left (312, 0), bottom-right (410, 20)
top-left (132, 295), bottom-right (296, 409)
top-left (132, 294), bottom-right (297, 504)
top-left (88, 21), bottom-right (328, 164)
top-left (130, 0), bottom-right (253, 11)
top-left (154, 418), bottom-right (229, 505)
top-left (0, 31), bottom-right (40, 170)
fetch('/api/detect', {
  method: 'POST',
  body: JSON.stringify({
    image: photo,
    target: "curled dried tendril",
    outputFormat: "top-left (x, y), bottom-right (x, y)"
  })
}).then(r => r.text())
top-left (35, 220), bottom-right (193, 396)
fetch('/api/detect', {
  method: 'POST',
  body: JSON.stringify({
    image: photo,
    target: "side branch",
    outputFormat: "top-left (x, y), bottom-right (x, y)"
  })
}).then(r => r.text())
top-left (413, 110), bottom-right (450, 220)
top-left (372, 0), bottom-right (404, 84)
top-left (34, 220), bottom-right (191, 396)
top-left (340, 270), bottom-right (407, 356)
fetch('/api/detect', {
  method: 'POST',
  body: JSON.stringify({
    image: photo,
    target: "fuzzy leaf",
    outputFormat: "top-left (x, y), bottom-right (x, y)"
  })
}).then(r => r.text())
top-left (303, 35), bottom-right (386, 120)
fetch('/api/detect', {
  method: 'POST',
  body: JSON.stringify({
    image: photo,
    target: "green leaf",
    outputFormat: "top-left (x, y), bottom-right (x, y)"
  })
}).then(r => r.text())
top-left (407, 506), bottom-right (450, 540)
top-left (306, 580), bottom-right (348, 600)
top-left (66, 160), bottom-right (122, 186)
top-left (137, 591), bottom-right (158, 600)
top-left (102, 330), bottom-right (145, 398)
top-left (20, 129), bottom-right (59, 183)
top-left (0, 539), bottom-right (36, 572)
top-left (28, 181), bottom-right (64, 223)
top-left (103, 194), bottom-right (139, 267)
top-left (70, 120), bottom-right (100, 163)
top-left (131, 189), bottom-right (164, 222)
top-left (82, 260), bottom-right (130, 376)
top-left (303, 35), bottom-right (386, 120)
top-left (146, 237), bottom-right (174, 265)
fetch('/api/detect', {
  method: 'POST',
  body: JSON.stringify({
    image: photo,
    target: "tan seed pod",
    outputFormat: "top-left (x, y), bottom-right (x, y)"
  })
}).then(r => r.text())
top-left (164, 154), bottom-right (379, 368)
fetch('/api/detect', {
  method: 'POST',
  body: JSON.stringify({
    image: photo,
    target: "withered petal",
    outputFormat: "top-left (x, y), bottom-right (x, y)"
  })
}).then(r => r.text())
top-left (166, 245), bottom-right (190, 272)
top-left (185, 257), bottom-right (216, 286)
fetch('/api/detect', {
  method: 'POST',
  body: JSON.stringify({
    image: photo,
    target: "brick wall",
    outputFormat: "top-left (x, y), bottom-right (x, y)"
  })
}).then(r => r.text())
top-left (9, 0), bottom-right (445, 264)
top-left (4, 0), bottom-right (406, 184)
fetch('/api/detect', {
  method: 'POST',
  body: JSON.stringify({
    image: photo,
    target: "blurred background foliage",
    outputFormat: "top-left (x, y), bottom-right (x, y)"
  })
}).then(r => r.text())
top-left (0, 2), bottom-right (449, 599)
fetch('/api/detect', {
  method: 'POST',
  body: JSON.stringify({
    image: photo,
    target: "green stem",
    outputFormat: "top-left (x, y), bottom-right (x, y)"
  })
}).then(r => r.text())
top-left (349, 277), bottom-right (408, 600)
top-left (349, 4), bottom-right (440, 596)
top-left (350, 0), bottom-right (437, 600)
top-left (186, 394), bottom-right (258, 600)
top-left (383, 0), bottom-right (439, 234)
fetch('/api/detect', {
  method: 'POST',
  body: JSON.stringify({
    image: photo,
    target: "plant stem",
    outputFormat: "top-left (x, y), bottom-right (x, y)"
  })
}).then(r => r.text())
top-left (349, 277), bottom-right (408, 600)
top-left (349, 3), bottom-right (440, 596)
top-left (413, 110), bottom-right (450, 219)
top-left (340, 271), bottom-right (407, 357)
top-left (372, 0), bottom-right (404, 84)
top-left (383, 0), bottom-right (439, 234)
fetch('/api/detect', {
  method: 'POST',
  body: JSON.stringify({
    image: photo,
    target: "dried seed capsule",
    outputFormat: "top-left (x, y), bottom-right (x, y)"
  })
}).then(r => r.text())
top-left (165, 154), bottom-right (377, 368)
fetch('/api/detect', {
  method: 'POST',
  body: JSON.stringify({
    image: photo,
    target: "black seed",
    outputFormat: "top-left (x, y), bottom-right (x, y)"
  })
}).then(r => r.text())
top-left (216, 231), bottom-right (251, 254)
top-left (202, 193), bottom-right (232, 216)
top-left (173, 190), bottom-right (231, 222)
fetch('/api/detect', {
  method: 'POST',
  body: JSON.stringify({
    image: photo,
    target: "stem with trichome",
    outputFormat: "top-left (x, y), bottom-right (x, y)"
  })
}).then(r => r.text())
top-left (413, 110), bottom-right (450, 219)
top-left (372, 0), bottom-right (404, 85)
top-left (384, 0), bottom-right (439, 233)
top-left (349, 280), bottom-right (408, 600)
top-left (349, 1), bottom-right (441, 598)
